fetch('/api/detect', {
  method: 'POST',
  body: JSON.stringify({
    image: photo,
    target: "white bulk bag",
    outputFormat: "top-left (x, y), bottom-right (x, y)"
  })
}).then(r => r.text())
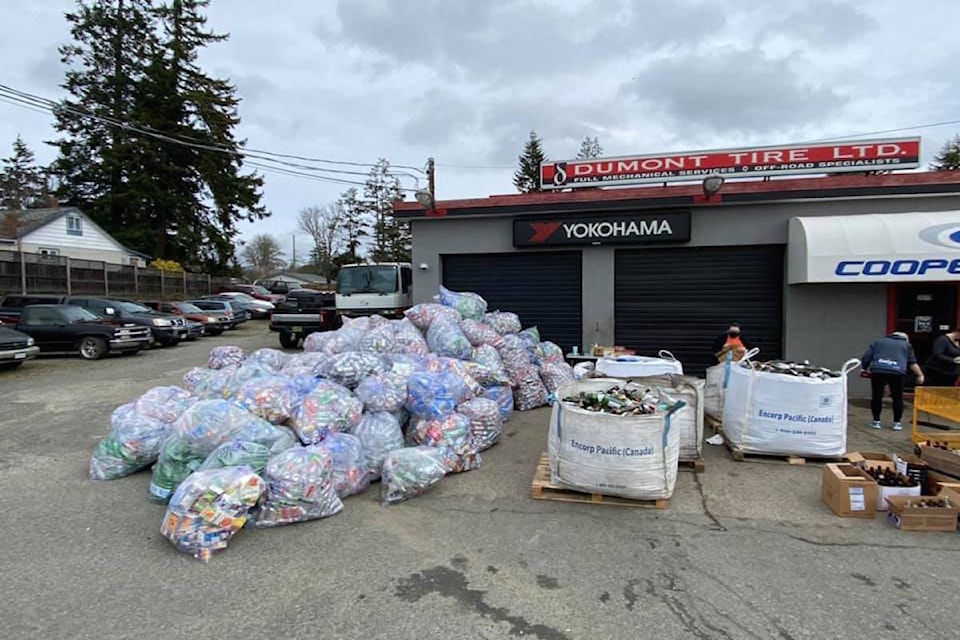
top-left (595, 350), bottom-right (683, 378)
top-left (548, 379), bottom-right (683, 500)
top-left (703, 349), bottom-right (754, 421)
top-left (722, 357), bottom-right (859, 457)
top-left (631, 375), bottom-right (705, 461)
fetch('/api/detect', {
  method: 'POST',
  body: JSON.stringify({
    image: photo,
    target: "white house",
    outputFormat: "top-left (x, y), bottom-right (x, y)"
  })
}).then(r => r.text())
top-left (0, 207), bottom-right (149, 266)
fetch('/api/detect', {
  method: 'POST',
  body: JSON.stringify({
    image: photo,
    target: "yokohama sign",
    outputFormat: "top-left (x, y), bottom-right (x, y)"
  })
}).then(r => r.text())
top-left (540, 137), bottom-right (921, 190)
top-left (514, 211), bottom-right (690, 247)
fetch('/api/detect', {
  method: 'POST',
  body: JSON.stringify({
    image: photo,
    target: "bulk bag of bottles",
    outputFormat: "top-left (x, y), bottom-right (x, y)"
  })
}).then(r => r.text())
top-left (721, 355), bottom-right (859, 457)
top-left (595, 351), bottom-right (683, 378)
top-left (547, 379), bottom-right (684, 501)
top-left (630, 375), bottom-right (705, 461)
top-left (703, 350), bottom-right (748, 421)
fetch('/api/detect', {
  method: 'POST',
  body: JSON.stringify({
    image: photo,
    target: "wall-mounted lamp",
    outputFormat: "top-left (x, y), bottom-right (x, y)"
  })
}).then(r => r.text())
top-left (701, 174), bottom-right (725, 198)
top-left (418, 263), bottom-right (430, 271)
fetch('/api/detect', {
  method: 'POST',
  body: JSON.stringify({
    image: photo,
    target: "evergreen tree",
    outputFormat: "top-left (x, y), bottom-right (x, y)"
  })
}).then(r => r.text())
top-left (576, 136), bottom-right (603, 159)
top-left (363, 158), bottom-right (407, 262)
top-left (513, 130), bottom-right (546, 193)
top-left (1, 136), bottom-right (45, 209)
top-left (932, 135), bottom-right (960, 171)
top-left (337, 187), bottom-right (371, 263)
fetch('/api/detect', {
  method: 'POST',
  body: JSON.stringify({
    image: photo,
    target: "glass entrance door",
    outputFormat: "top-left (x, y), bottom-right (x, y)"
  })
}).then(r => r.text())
top-left (893, 283), bottom-right (959, 378)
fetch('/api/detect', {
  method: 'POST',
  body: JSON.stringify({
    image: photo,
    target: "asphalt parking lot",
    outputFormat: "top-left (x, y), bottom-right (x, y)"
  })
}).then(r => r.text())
top-left (2, 323), bottom-right (960, 640)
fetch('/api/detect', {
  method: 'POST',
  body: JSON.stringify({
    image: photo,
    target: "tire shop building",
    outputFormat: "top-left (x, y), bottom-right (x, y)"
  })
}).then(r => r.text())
top-left (394, 137), bottom-right (960, 391)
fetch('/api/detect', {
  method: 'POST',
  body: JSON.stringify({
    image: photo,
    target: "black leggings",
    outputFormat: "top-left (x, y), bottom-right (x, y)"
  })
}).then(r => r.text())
top-left (870, 373), bottom-right (904, 423)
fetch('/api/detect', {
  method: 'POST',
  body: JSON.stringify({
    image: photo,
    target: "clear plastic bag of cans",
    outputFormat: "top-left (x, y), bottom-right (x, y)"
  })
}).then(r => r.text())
top-left (380, 446), bottom-right (448, 505)
top-left (483, 311), bottom-right (521, 335)
top-left (436, 285), bottom-right (487, 321)
top-left (245, 348), bottom-right (289, 373)
top-left (190, 364), bottom-right (238, 399)
top-left (161, 466), bottom-right (264, 562)
top-left (302, 331), bottom-right (330, 353)
top-left (208, 345), bottom-right (245, 369)
top-left (499, 335), bottom-right (534, 377)
top-left (425, 356), bottom-right (482, 397)
top-left (359, 324), bottom-right (398, 354)
top-left (539, 361), bottom-right (576, 394)
top-left (519, 326), bottom-right (541, 345)
top-left (229, 419), bottom-right (299, 455)
top-left (410, 413), bottom-right (481, 473)
top-left (472, 344), bottom-right (504, 372)
top-left (463, 361), bottom-right (511, 387)
top-left (289, 381), bottom-right (363, 444)
top-left (459, 318), bottom-right (505, 349)
top-left (393, 318), bottom-right (430, 355)
top-left (405, 371), bottom-right (471, 420)
top-left (387, 353), bottom-right (427, 381)
top-left (317, 432), bottom-right (370, 498)
top-left (282, 352), bottom-right (329, 377)
top-left (199, 440), bottom-right (273, 475)
top-left (133, 385), bottom-right (195, 424)
top-left (323, 351), bottom-right (388, 389)
top-left (456, 398), bottom-right (502, 451)
top-left (234, 375), bottom-right (298, 424)
top-left (426, 319), bottom-right (473, 360)
top-left (539, 341), bottom-right (565, 364)
top-left (89, 407), bottom-right (172, 481)
top-left (351, 411), bottom-right (404, 479)
top-left (355, 372), bottom-right (407, 413)
top-left (223, 360), bottom-right (277, 400)
top-left (289, 374), bottom-right (323, 398)
top-left (404, 303), bottom-right (462, 331)
top-left (319, 322), bottom-right (369, 355)
top-left (480, 384), bottom-right (514, 423)
top-left (512, 366), bottom-right (550, 411)
top-left (254, 445), bottom-right (344, 527)
top-left (182, 366), bottom-right (213, 394)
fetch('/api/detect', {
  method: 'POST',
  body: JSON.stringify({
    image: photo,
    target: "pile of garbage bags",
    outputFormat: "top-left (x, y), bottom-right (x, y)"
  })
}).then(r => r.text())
top-left (89, 286), bottom-right (573, 562)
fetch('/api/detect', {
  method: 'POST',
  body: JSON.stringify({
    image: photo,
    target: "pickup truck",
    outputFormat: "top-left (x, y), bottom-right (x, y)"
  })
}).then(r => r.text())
top-left (0, 324), bottom-right (40, 369)
top-left (269, 288), bottom-right (340, 348)
top-left (12, 304), bottom-right (152, 360)
top-left (0, 294), bottom-right (187, 346)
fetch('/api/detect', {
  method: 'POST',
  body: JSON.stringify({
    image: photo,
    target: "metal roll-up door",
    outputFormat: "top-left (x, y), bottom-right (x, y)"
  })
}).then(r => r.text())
top-left (441, 251), bottom-right (582, 351)
top-left (615, 245), bottom-right (784, 375)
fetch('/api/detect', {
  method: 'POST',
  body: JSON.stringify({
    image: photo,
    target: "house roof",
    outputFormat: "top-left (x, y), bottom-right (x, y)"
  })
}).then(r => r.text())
top-left (393, 170), bottom-right (960, 218)
top-left (266, 271), bottom-right (327, 282)
top-left (0, 207), bottom-right (85, 239)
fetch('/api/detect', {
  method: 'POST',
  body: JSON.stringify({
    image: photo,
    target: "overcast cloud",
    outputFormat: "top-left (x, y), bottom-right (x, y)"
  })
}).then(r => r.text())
top-left (0, 0), bottom-right (958, 260)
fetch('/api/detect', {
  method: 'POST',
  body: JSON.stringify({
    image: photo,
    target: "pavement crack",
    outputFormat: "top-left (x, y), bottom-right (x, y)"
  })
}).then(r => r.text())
top-left (693, 471), bottom-right (727, 531)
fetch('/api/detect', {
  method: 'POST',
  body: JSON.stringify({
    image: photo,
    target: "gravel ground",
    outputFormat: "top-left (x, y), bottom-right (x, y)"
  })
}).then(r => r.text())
top-left (1, 322), bottom-right (958, 640)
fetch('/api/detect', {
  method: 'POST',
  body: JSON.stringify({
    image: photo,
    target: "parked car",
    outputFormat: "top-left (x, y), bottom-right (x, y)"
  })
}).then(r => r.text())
top-left (13, 304), bottom-right (152, 360)
top-left (205, 292), bottom-right (274, 319)
top-left (216, 283), bottom-right (285, 304)
top-left (187, 299), bottom-right (247, 329)
top-left (269, 288), bottom-right (340, 348)
top-left (142, 301), bottom-right (230, 336)
top-left (254, 278), bottom-right (296, 295)
top-left (64, 297), bottom-right (187, 346)
top-left (0, 324), bottom-right (40, 369)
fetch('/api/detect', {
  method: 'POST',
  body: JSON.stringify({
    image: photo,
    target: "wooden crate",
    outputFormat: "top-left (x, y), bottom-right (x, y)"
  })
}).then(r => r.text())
top-left (678, 458), bottom-right (706, 472)
top-left (912, 387), bottom-right (960, 447)
top-left (530, 453), bottom-right (669, 509)
top-left (919, 445), bottom-right (960, 478)
top-left (719, 429), bottom-right (843, 465)
top-left (886, 495), bottom-right (959, 531)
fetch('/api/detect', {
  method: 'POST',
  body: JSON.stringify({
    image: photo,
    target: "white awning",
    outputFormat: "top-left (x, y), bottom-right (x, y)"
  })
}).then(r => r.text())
top-left (788, 211), bottom-right (960, 283)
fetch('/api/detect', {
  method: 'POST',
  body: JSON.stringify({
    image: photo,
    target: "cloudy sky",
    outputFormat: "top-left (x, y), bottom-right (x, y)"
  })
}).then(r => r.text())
top-left (1, 0), bottom-right (959, 260)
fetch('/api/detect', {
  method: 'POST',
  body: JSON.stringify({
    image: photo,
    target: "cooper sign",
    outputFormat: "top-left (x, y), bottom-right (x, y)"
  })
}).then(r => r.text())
top-left (540, 137), bottom-right (921, 190)
top-left (514, 211), bottom-right (690, 247)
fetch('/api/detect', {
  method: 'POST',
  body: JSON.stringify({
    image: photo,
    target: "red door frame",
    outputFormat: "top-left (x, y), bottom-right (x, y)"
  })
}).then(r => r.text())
top-left (886, 283), bottom-right (960, 333)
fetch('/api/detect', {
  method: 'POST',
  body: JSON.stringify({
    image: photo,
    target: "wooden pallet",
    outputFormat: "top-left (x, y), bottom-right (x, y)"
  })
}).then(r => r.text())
top-left (531, 453), bottom-right (669, 509)
top-left (678, 457), bottom-right (706, 472)
top-left (718, 430), bottom-right (842, 465)
top-left (705, 415), bottom-right (723, 433)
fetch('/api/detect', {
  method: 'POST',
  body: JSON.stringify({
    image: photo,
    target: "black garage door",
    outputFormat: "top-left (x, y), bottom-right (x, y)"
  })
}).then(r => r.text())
top-left (615, 245), bottom-right (784, 375)
top-left (442, 252), bottom-right (582, 351)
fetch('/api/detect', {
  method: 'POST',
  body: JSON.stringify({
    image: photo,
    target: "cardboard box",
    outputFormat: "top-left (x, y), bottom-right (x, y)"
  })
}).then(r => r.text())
top-left (878, 483), bottom-right (922, 511)
top-left (919, 445), bottom-right (960, 478)
top-left (845, 451), bottom-right (896, 472)
top-left (886, 495), bottom-right (959, 531)
top-left (821, 463), bottom-right (878, 518)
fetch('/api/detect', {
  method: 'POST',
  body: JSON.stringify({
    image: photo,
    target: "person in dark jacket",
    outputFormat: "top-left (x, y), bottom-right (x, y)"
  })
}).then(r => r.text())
top-left (925, 328), bottom-right (960, 387)
top-left (712, 323), bottom-right (748, 363)
top-left (861, 331), bottom-right (924, 430)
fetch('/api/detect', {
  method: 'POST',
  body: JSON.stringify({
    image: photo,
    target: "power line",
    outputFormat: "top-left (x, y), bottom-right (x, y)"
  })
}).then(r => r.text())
top-left (799, 119), bottom-right (960, 144)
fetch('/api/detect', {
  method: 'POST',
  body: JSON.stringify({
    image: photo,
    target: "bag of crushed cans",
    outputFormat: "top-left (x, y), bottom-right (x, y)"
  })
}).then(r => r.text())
top-left (539, 361), bottom-right (576, 394)
top-left (245, 348), bottom-right (289, 373)
top-left (380, 446), bottom-right (448, 505)
top-left (351, 411), bottom-right (405, 479)
top-left (323, 351), bottom-right (388, 389)
top-left (317, 432), bottom-right (370, 498)
top-left (472, 344), bottom-right (504, 372)
top-left (355, 372), bottom-right (407, 413)
top-left (289, 381), bottom-right (363, 444)
top-left (208, 345), bottom-right (245, 369)
top-left (189, 364), bottom-right (238, 399)
top-left (483, 311), bottom-right (521, 335)
top-left (481, 384), bottom-right (514, 423)
top-left (302, 331), bottom-right (330, 353)
top-left (512, 366), bottom-right (550, 411)
top-left (539, 341), bottom-right (565, 364)
top-left (222, 360), bottom-right (277, 400)
top-left (436, 285), bottom-right (487, 321)
top-left (182, 367), bottom-right (213, 394)
top-left (426, 356), bottom-right (483, 397)
top-left (392, 318), bottom-right (429, 356)
top-left (228, 419), bottom-right (299, 455)
top-left (89, 407), bottom-right (172, 481)
top-left (499, 335), bottom-right (534, 376)
top-left (160, 465), bottom-right (264, 562)
top-left (410, 413), bottom-right (481, 473)
top-left (234, 375), bottom-right (298, 424)
top-left (405, 371), bottom-right (471, 420)
top-left (282, 352), bottom-right (329, 377)
top-left (459, 319), bottom-right (505, 349)
top-left (199, 440), bottom-right (273, 476)
top-left (426, 318), bottom-right (473, 360)
top-left (456, 397), bottom-right (503, 451)
top-left (254, 446), bottom-right (344, 527)
top-left (133, 385), bottom-right (195, 424)
top-left (405, 303), bottom-right (462, 330)
top-left (359, 324), bottom-right (398, 354)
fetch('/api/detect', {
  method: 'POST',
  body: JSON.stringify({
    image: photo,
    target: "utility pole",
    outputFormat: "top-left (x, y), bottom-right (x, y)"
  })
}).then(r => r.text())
top-left (427, 157), bottom-right (436, 208)
top-left (291, 234), bottom-right (297, 269)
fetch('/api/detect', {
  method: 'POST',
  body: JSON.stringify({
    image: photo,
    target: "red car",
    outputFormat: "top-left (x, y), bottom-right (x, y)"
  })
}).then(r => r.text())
top-left (217, 283), bottom-right (285, 304)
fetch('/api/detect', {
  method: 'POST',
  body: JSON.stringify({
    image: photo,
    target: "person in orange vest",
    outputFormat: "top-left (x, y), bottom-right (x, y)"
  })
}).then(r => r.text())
top-left (712, 323), bottom-right (748, 363)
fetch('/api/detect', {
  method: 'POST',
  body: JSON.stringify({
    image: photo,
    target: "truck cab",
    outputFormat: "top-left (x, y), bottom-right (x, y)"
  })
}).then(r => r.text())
top-left (335, 262), bottom-right (413, 319)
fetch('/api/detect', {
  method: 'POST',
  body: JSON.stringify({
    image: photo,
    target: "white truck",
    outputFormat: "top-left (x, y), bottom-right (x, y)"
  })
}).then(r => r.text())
top-left (335, 262), bottom-right (413, 318)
